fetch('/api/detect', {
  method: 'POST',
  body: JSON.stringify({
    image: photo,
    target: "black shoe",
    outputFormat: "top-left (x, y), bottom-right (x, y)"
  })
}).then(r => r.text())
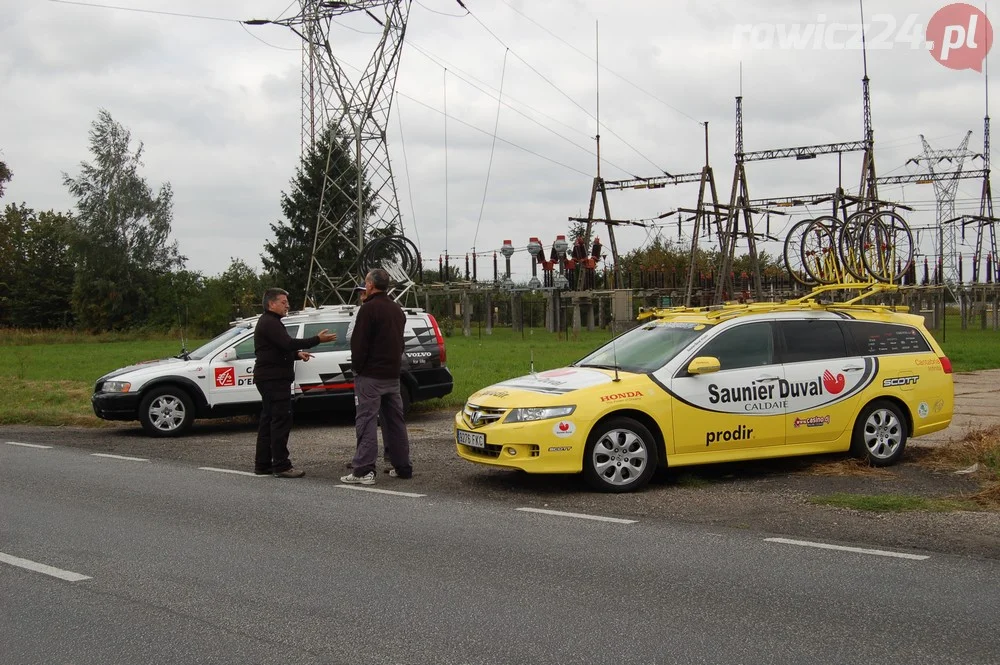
top-left (254, 468), bottom-right (272, 476)
top-left (273, 467), bottom-right (305, 478)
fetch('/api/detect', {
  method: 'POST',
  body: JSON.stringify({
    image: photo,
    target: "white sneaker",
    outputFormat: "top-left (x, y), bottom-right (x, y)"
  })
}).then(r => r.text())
top-left (340, 471), bottom-right (375, 485)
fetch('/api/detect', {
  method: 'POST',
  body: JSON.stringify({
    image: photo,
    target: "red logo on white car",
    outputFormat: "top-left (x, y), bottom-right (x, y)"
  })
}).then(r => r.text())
top-left (215, 367), bottom-right (235, 387)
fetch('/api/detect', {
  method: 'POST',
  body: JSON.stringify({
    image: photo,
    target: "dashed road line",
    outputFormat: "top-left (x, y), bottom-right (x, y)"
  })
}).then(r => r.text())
top-left (516, 507), bottom-right (637, 525)
top-left (765, 537), bottom-right (930, 560)
top-left (335, 485), bottom-right (427, 498)
top-left (91, 453), bottom-right (148, 462)
top-left (198, 467), bottom-right (261, 477)
top-left (6, 441), bottom-right (52, 449)
top-left (0, 552), bottom-right (91, 582)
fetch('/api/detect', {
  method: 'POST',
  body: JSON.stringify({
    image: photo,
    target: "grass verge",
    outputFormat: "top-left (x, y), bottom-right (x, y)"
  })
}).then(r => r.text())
top-left (910, 425), bottom-right (1000, 508)
top-left (807, 493), bottom-right (981, 512)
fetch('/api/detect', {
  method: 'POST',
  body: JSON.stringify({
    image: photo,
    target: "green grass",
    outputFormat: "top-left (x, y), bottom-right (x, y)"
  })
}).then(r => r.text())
top-left (808, 493), bottom-right (981, 512)
top-left (2, 318), bottom-right (1000, 427)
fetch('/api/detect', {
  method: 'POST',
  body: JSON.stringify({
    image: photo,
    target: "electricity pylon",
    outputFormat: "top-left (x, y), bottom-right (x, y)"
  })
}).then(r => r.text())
top-left (250, 1), bottom-right (411, 306)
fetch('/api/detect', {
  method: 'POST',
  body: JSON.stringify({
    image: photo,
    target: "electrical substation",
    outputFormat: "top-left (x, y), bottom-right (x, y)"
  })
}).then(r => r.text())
top-left (260, 0), bottom-right (1000, 337)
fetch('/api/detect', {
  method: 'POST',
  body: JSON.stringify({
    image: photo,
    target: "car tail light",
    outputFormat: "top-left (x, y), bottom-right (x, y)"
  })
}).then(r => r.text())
top-left (939, 356), bottom-right (952, 374)
top-left (428, 314), bottom-right (447, 364)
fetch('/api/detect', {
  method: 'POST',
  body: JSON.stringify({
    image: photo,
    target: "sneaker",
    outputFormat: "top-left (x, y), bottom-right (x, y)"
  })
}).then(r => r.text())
top-left (340, 471), bottom-right (375, 485)
top-left (273, 468), bottom-right (305, 478)
top-left (388, 469), bottom-right (412, 479)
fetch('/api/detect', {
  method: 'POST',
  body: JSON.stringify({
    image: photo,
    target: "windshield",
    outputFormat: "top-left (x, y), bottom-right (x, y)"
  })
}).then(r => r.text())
top-left (186, 325), bottom-right (252, 361)
top-left (574, 321), bottom-right (709, 373)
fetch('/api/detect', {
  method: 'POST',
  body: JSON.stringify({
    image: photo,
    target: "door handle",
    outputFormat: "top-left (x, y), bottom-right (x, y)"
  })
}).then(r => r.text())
top-left (755, 375), bottom-right (780, 382)
top-left (841, 366), bottom-right (864, 372)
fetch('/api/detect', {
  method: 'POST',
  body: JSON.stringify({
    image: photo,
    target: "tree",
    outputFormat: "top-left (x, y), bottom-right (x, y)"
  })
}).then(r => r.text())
top-left (262, 125), bottom-right (377, 306)
top-left (63, 110), bottom-right (184, 330)
top-left (0, 157), bottom-right (11, 199)
top-left (0, 204), bottom-right (76, 328)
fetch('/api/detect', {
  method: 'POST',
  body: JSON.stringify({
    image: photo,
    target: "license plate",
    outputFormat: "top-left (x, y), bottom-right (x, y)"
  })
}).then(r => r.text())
top-left (457, 429), bottom-right (486, 449)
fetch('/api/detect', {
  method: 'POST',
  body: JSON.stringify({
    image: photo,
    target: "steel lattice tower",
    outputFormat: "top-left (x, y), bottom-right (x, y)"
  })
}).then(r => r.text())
top-left (906, 132), bottom-right (975, 288)
top-left (268, 1), bottom-right (411, 306)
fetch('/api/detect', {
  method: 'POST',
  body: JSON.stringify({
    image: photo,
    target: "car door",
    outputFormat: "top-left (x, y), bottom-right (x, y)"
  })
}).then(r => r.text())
top-left (777, 318), bottom-right (876, 445)
top-left (207, 332), bottom-right (260, 407)
top-left (669, 321), bottom-right (786, 455)
top-left (296, 321), bottom-right (353, 395)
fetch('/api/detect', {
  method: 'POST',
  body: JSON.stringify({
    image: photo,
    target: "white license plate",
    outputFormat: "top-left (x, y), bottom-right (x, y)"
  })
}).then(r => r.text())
top-left (457, 429), bottom-right (486, 449)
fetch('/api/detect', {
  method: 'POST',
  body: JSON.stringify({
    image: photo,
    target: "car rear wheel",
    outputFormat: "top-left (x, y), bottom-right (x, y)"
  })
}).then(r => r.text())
top-left (850, 400), bottom-right (907, 466)
top-left (583, 417), bottom-right (658, 493)
top-left (139, 386), bottom-right (195, 437)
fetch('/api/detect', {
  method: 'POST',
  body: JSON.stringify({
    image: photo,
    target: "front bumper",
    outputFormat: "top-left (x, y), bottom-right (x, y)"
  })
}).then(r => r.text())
top-left (453, 410), bottom-right (585, 474)
top-left (91, 392), bottom-right (142, 421)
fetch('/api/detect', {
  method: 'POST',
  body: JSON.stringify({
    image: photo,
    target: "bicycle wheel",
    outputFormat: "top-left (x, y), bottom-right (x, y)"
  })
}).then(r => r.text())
top-left (799, 217), bottom-right (840, 284)
top-left (838, 210), bottom-right (871, 282)
top-left (783, 218), bottom-right (818, 287)
top-left (860, 211), bottom-right (914, 283)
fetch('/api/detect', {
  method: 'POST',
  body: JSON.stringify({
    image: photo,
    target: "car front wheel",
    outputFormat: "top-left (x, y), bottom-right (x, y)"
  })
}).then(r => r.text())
top-left (583, 417), bottom-right (658, 493)
top-left (139, 386), bottom-right (195, 437)
top-left (850, 400), bottom-right (907, 466)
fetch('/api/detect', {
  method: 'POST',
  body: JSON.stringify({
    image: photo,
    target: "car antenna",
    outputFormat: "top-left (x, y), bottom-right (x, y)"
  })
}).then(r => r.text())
top-left (611, 324), bottom-right (620, 382)
top-left (529, 346), bottom-right (535, 375)
top-left (177, 303), bottom-right (189, 360)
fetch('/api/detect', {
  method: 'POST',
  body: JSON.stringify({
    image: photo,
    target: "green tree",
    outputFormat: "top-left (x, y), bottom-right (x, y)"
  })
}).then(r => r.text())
top-left (63, 110), bottom-right (184, 330)
top-left (0, 204), bottom-right (76, 328)
top-left (0, 157), bottom-right (11, 199)
top-left (262, 125), bottom-right (376, 306)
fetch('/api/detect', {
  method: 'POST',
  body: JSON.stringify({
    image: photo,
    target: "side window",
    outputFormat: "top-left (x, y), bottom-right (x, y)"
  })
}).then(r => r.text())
top-left (234, 336), bottom-right (256, 360)
top-left (845, 321), bottom-right (932, 355)
top-left (779, 320), bottom-right (848, 363)
top-left (303, 322), bottom-right (350, 353)
top-left (696, 322), bottom-right (774, 371)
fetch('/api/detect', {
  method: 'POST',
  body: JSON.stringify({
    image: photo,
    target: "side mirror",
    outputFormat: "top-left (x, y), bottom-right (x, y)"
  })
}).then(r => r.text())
top-left (218, 348), bottom-right (237, 363)
top-left (687, 356), bottom-right (721, 375)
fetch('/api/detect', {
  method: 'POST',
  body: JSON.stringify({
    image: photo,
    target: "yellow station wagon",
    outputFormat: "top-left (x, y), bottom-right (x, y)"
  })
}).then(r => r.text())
top-left (455, 296), bottom-right (954, 492)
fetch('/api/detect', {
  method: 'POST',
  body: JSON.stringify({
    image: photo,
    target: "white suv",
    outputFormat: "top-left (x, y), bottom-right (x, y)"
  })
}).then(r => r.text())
top-left (92, 305), bottom-right (453, 436)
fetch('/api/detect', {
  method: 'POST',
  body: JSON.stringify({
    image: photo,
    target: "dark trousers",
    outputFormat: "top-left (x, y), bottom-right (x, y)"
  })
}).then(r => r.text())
top-left (255, 379), bottom-right (293, 473)
top-left (352, 375), bottom-right (412, 477)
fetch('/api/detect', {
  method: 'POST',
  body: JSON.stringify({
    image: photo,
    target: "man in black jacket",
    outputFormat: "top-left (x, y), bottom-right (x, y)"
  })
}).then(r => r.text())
top-left (254, 288), bottom-right (335, 478)
top-left (341, 269), bottom-right (413, 484)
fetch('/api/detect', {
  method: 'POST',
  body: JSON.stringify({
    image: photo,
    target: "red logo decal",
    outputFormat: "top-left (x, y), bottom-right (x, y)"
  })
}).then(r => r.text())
top-left (215, 367), bottom-right (235, 387)
top-left (558, 422), bottom-right (570, 432)
top-left (822, 370), bottom-right (846, 394)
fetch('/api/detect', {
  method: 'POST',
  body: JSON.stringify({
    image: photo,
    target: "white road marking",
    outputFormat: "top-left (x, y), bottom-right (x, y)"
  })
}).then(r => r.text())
top-left (516, 507), bottom-right (637, 525)
top-left (335, 485), bottom-right (426, 498)
top-left (198, 467), bottom-right (261, 477)
top-left (765, 537), bottom-right (930, 560)
top-left (6, 441), bottom-right (52, 449)
top-left (91, 453), bottom-right (148, 462)
top-left (0, 552), bottom-right (91, 582)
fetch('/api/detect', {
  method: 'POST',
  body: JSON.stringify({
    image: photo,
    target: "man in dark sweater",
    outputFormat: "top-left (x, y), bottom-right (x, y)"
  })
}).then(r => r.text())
top-left (341, 269), bottom-right (413, 484)
top-left (254, 288), bottom-right (335, 478)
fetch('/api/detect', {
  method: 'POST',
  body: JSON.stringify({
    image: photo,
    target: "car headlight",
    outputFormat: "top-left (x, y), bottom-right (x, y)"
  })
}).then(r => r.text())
top-left (503, 405), bottom-right (575, 423)
top-left (101, 381), bottom-right (132, 393)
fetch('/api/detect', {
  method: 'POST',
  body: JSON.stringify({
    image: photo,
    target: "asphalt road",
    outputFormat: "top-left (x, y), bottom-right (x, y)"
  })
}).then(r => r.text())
top-left (3, 442), bottom-right (999, 665)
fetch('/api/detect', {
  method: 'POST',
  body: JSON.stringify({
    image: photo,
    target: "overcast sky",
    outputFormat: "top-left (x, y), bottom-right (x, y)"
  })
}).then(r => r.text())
top-left (1, 0), bottom-right (995, 283)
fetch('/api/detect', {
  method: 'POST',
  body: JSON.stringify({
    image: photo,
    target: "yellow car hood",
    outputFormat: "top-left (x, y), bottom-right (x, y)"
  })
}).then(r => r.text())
top-left (468, 367), bottom-right (623, 407)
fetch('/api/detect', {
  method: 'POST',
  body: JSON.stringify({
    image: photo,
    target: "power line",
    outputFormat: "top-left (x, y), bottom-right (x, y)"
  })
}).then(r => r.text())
top-left (414, 0), bottom-right (466, 18)
top-left (47, 0), bottom-right (241, 22)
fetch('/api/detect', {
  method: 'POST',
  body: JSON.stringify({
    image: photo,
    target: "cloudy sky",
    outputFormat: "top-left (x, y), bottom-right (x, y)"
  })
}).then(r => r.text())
top-left (1, 0), bottom-right (994, 282)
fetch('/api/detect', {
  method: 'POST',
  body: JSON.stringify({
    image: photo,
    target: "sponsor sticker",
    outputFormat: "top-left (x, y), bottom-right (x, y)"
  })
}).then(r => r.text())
top-left (548, 446), bottom-right (572, 452)
top-left (706, 425), bottom-right (754, 446)
top-left (918, 402), bottom-right (930, 418)
top-left (475, 389), bottom-right (510, 399)
top-left (553, 420), bottom-right (576, 437)
top-left (794, 415), bottom-right (831, 428)
top-left (601, 390), bottom-right (643, 402)
top-left (933, 399), bottom-right (946, 413)
top-left (215, 367), bottom-right (235, 387)
top-left (883, 376), bottom-right (919, 387)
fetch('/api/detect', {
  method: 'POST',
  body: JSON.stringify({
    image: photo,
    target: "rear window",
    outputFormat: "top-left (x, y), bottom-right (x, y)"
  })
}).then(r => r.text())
top-left (303, 322), bottom-right (351, 353)
top-left (845, 321), bottom-right (932, 355)
top-left (778, 320), bottom-right (849, 363)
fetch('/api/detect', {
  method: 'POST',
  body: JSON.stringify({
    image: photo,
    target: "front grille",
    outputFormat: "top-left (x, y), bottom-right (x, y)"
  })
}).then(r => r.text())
top-left (461, 443), bottom-right (503, 458)
top-left (463, 403), bottom-right (507, 429)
